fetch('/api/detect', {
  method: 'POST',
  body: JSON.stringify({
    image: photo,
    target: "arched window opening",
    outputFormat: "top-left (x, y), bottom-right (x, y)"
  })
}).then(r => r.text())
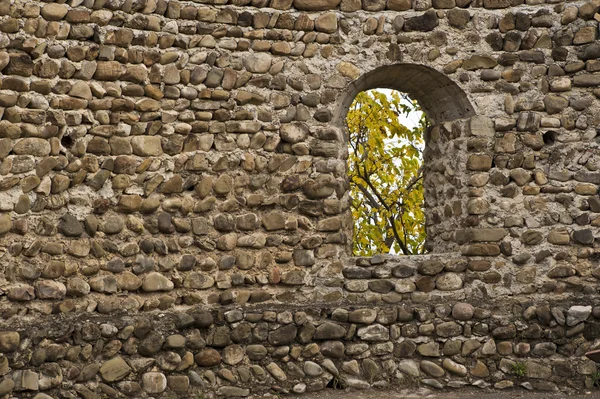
top-left (347, 89), bottom-right (428, 256)
top-left (335, 63), bottom-right (476, 257)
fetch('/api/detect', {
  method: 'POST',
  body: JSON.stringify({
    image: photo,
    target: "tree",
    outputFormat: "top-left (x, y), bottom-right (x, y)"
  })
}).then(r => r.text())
top-left (347, 90), bottom-right (428, 256)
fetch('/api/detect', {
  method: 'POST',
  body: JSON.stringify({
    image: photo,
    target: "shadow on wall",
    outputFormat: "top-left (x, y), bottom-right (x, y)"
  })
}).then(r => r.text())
top-left (333, 63), bottom-right (476, 128)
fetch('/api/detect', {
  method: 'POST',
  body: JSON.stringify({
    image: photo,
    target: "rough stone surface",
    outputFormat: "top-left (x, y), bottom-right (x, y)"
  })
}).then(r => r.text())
top-left (0, 0), bottom-right (594, 397)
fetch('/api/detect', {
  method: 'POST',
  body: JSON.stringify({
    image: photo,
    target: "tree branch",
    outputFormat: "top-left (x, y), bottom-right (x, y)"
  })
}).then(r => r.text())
top-left (352, 178), bottom-right (381, 210)
top-left (398, 215), bottom-right (410, 254)
top-left (359, 171), bottom-right (411, 255)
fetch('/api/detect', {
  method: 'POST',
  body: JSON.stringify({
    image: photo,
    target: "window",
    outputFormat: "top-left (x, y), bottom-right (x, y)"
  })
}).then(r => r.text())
top-left (334, 64), bottom-right (476, 256)
top-left (346, 89), bottom-right (427, 256)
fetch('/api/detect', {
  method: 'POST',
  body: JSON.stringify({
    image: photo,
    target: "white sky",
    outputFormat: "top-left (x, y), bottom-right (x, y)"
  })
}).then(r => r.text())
top-left (375, 89), bottom-right (421, 131)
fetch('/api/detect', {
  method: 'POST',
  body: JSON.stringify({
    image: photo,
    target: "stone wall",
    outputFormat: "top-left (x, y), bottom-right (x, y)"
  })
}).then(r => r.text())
top-left (0, 0), bottom-right (599, 396)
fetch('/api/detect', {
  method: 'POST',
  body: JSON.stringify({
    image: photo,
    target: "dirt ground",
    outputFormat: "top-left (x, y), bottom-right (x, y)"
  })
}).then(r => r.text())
top-left (297, 388), bottom-right (600, 398)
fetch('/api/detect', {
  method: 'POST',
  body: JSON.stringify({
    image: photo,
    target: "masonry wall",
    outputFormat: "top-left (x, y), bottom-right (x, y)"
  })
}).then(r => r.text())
top-left (0, 0), bottom-right (599, 396)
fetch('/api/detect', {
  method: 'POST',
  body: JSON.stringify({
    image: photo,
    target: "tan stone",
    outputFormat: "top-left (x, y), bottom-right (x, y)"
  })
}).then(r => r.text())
top-left (270, 0), bottom-right (293, 9)
top-left (388, 0), bottom-right (412, 10)
top-left (548, 227), bottom-right (570, 245)
top-left (575, 183), bottom-right (597, 195)
top-left (214, 175), bottom-right (233, 195)
top-left (469, 115), bottom-right (494, 136)
top-left (142, 272), bottom-right (174, 292)
top-left (293, 0), bottom-right (341, 10)
top-left (0, 332), bottom-right (19, 352)
top-left (243, 53), bottom-right (272, 73)
top-left (116, 271), bottom-right (142, 291)
top-left (0, 214), bottom-right (10, 235)
top-left (470, 360), bottom-right (490, 377)
top-left (68, 81), bottom-right (92, 100)
top-left (142, 372), bottom-right (167, 394)
top-left (13, 138), bottom-right (50, 156)
top-left (131, 136), bottom-right (163, 156)
top-left (100, 357), bottom-right (131, 382)
top-left (135, 98), bottom-right (161, 112)
top-left (462, 55), bottom-right (497, 70)
top-left (195, 348), bottom-right (221, 367)
top-left (315, 12), bottom-right (338, 33)
top-left (94, 61), bottom-right (124, 80)
top-left (41, 3), bottom-right (68, 20)
top-left (467, 154), bottom-right (492, 171)
top-left (462, 244), bottom-right (501, 256)
top-left (574, 26), bottom-right (597, 44)
top-left (6, 53), bottom-right (33, 77)
top-left (340, 0), bottom-right (361, 11)
top-left (336, 61), bottom-right (360, 79)
top-left (495, 133), bottom-right (516, 153)
top-left (0, 52), bottom-right (9, 72)
top-left (443, 358), bottom-right (467, 376)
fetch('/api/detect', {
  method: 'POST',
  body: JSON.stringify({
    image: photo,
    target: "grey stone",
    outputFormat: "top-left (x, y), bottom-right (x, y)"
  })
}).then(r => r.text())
top-left (420, 360), bottom-right (445, 377)
top-left (567, 306), bottom-right (591, 326)
top-left (357, 324), bottom-right (389, 341)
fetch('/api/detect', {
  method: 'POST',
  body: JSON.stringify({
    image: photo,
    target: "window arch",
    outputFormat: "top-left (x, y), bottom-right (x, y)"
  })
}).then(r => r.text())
top-left (334, 63), bottom-right (475, 128)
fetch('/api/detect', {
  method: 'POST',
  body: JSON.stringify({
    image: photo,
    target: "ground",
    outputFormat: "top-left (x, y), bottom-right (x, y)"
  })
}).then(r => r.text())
top-left (296, 388), bottom-right (600, 398)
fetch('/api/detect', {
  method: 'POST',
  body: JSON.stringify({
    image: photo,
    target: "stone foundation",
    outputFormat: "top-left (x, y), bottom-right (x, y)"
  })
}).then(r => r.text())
top-left (1, 255), bottom-right (600, 396)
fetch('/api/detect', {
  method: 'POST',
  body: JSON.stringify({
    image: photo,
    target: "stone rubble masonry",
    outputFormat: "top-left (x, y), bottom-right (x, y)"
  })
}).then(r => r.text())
top-left (0, 0), bottom-right (598, 396)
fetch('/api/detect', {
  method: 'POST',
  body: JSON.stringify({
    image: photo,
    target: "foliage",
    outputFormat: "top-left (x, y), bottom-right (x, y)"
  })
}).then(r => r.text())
top-left (512, 361), bottom-right (527, 378)
top-left (592, 371), bottom-right (600, 388)
top-left (329, 375), bottom-right (347, 390)
top-left (347, 89), bottom-right (427, 256)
